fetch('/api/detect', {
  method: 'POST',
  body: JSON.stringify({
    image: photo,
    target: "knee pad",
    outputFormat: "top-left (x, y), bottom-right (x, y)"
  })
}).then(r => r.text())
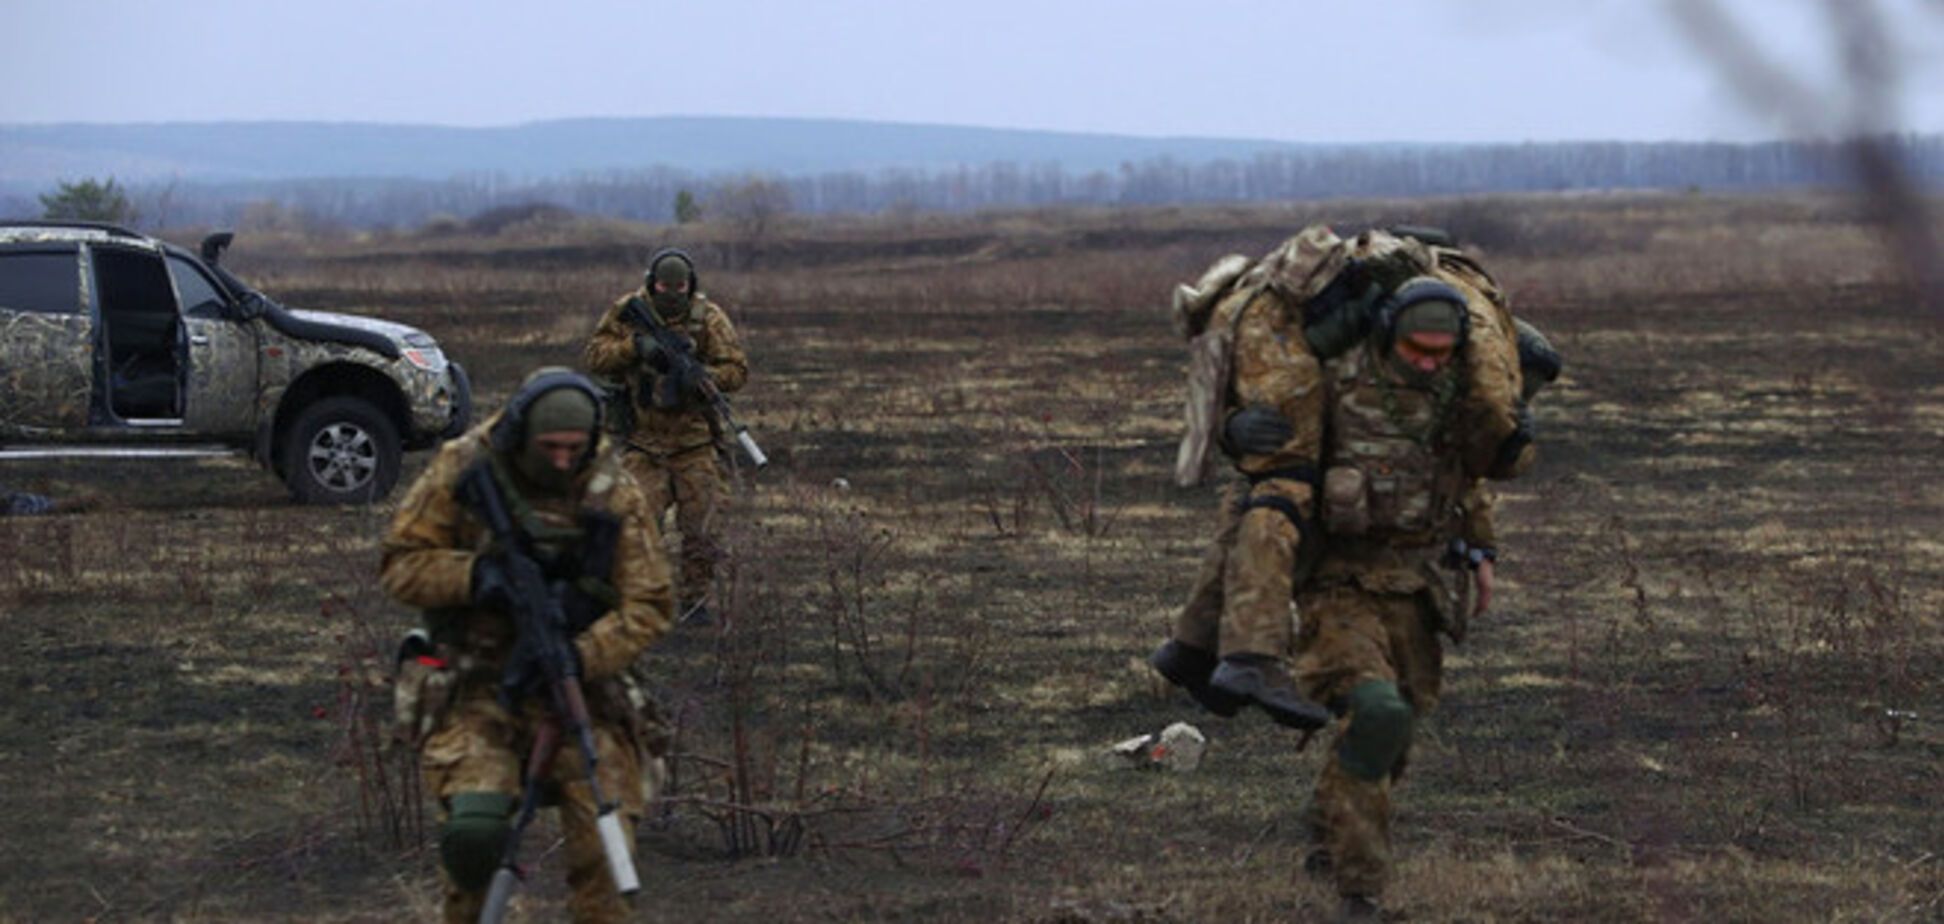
top-left (1336, 680), bottom-right (1414, 782)
top-left (441, 792), bottom-right (517, 891)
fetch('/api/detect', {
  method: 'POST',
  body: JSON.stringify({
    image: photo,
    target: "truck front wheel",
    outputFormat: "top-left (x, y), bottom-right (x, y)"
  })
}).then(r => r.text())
top-left (282, 396), bottom-right (401, 504)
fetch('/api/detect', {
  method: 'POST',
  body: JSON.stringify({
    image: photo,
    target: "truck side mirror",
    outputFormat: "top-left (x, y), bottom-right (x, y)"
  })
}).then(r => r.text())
top-left (200, 231), bottom-right (235, 265)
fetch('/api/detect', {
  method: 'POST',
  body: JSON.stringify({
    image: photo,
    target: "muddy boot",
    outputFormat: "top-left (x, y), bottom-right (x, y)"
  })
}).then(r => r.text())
top-left (1207, 654), bottom-right (1330, 730)
top-left (1149, 640), bottom-right (1244, 717)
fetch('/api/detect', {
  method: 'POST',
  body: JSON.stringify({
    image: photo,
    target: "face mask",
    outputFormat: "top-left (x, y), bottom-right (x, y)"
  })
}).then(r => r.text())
top-left (652, 289), bottom-right (691, 319)
top-left (513, 439), bottom-right (579, 496)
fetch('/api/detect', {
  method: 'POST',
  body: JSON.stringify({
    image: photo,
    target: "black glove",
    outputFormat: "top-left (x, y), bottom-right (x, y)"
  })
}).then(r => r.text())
top-left (634, 333), bottom-right (671, 373)
top-left (1224, 406), bottom-right (1294, 456)
top-left (633, 332), bottom-right (695, 375)
top-left (470, 549), bottom-right (545, 613)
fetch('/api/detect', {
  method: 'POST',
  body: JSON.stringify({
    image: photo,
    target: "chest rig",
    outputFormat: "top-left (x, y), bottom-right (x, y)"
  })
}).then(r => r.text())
top-left (1320, 342), bottom-right (1467, 544)
top-left (483, 454), bottom-right (625, 628)
top-left (427, 451), bottom-right (626, 662)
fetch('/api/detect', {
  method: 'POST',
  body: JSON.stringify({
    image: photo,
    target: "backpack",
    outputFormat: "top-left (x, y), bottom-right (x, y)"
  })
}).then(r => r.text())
top-left (1171, 224), bottom-right (1346, 487)
top-left (1172, 225), bottom-right (1542, 488)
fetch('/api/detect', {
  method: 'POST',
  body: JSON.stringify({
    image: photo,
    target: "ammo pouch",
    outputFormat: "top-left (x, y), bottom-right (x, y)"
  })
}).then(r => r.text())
top-left (640, 373), bottom-right (679, 411)
top-left (1322, 467), bottom-right (1369, 536)
top-left (392, 631), bottom-right (457, 749)
top-left (1322, 461), bottom-right (1441, 536)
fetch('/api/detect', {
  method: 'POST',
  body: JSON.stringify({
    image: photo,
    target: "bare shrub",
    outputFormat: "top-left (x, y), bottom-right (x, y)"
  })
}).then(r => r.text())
top-left (323, 588), bottom-right (426, 853)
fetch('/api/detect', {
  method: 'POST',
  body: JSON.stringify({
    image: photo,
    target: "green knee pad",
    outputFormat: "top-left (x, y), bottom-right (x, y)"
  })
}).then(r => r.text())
top-left (1337, 680), bottom-right (1414, 782)
top-left (441, 792), bottom-right (517, 891)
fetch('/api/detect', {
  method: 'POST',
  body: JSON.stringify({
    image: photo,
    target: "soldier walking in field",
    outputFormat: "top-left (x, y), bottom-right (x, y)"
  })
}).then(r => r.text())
top-left (584, 249), bottom-right (749, 627)
top-left (381, 368), bottom-right (674, 924)
top-left (1154, 227), bottom-right (1547, 919)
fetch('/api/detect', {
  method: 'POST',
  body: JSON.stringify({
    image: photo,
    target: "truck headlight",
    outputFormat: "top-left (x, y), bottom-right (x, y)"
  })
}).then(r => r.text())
top-left (403, 347), bottom-right (443, 371)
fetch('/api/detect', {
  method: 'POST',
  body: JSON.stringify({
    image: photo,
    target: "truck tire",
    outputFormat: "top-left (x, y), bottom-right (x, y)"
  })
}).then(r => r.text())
top-left (283, 396), bottom-right (401, 504)
top-left (440, 360), bottom-right (473, 441)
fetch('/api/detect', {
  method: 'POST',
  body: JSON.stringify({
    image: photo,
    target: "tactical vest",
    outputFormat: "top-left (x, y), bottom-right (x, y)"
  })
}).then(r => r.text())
top-left (1319, 342), bottom-right (1469, 545)
top-left (424, 445), bottom-right (626, 656)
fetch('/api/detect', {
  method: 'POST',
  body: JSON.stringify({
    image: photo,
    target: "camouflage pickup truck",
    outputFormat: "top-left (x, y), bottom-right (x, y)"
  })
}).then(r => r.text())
top-left (0, 221), bottom-right (470, 503)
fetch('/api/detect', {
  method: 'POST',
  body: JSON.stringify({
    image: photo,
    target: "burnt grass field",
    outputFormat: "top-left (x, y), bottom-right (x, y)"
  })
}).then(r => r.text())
top-left (2, 194), bottom-right (1940, 922)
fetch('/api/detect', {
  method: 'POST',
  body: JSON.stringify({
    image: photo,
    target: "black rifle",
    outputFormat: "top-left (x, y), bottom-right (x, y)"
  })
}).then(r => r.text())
top-left (621, 296), bottom-right (768, 468)
top-left (454, 462), bottom-right (640, 923)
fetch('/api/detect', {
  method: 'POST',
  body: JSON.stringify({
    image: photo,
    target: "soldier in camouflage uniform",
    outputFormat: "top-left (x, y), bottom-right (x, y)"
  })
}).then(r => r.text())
top-left (381, 368), bottom-right (674, 924)
top-left (1154, 226), bottom-right (1543, 919)
top-left (1150, 268), bottom-right (1337, 730)
top-left (1296, 277), bottom-right (1529, 919)
top-left (584, 249), bottom-right (749, 626)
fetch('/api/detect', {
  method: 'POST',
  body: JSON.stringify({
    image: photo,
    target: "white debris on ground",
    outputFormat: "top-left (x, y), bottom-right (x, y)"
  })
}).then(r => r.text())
top-left (1103, 722), bottom-right (1206, 773)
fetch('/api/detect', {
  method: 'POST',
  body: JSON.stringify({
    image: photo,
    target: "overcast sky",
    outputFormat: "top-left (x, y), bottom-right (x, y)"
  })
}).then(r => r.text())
top-left (3, 0), bottom-right (1940, 143)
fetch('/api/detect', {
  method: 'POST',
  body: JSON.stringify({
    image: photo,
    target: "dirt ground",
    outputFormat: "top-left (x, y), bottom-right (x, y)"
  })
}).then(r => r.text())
top-left (2, 194), bottom-right (1939, 922)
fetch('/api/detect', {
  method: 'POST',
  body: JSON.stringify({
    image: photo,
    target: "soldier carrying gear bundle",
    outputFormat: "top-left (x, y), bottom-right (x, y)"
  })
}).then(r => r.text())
top-left (586, 249), bottom-right (752, 628)
top-left (381, 368), bottom-right (674, 924)
top-left (1151, 225), bottom-right (1561, 919)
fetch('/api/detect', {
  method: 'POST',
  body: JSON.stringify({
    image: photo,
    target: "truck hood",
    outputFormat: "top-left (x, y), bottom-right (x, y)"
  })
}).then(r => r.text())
top-left (286, 309), bottom-right (431, 347)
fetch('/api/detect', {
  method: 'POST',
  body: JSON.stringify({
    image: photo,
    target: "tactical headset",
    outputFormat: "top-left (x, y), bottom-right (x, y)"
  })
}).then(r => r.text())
top-left (487, 368), bottom-right (607, 455)
top-left (644, 247), bottom-right (699, 294)
top-left (1375, 277), bottom-right (1471, 355)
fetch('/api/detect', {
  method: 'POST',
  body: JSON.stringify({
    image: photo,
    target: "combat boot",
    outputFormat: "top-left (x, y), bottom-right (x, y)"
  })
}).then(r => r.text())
top-left (1207, 654), bottom-right (1330, 730)
top-left (1148, 640), bottom-right (1244, 717)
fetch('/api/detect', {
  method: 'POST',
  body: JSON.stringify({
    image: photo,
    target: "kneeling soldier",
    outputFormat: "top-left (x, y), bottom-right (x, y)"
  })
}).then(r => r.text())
top-left (381, 368), bottom-right (674, 924)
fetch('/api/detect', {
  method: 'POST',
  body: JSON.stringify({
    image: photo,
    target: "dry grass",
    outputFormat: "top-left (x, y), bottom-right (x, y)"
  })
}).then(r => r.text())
top-left (3, 192), bottom-right (1940, 921)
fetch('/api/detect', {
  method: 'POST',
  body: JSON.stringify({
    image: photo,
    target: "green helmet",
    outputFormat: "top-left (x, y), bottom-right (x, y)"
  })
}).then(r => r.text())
top-left (1380, 276), bottom-right (1470, 351)
top-left (489, 367), bottom-right (604, 494)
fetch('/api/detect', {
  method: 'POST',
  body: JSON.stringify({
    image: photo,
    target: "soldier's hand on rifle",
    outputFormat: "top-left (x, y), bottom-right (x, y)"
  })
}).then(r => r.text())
top-left (470, 549), bottom-right (546, 613)
top-left (669, 355), bottom-right (710, 400)
top-left (1224, 406), bottom-right (1294, 455)
top-left (633, 333), bottom-right (670, 373)
top-left (637, 331), bottom-right (697, 374)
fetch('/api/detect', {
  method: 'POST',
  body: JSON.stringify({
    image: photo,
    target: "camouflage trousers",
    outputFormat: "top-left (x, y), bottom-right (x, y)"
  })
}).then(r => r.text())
top-left (1171, 477), bottom-right (1315, 659)
top-left (421, 686), bottom-right (649, 924)
top-left (1292, 581), bottom-right (1445, 899)
top-left (620, 443), bottom-right (726, 613)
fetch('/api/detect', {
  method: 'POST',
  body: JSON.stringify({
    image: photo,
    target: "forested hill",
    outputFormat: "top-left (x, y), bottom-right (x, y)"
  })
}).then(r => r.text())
top-left (3, 117), bottom-right (1940, 227)
top-left (0, 117), bottom-right (1329, 185)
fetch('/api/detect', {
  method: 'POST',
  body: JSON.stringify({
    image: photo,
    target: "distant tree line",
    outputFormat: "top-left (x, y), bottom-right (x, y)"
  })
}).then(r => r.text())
top-left (9, 136), bottom-right (1939, 232)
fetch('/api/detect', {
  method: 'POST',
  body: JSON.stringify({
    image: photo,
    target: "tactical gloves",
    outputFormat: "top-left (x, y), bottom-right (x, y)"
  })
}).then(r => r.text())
top-left (1224, 406), bottom-right (1294, 456)
top-left (635, 331), bottom-right (696, 375)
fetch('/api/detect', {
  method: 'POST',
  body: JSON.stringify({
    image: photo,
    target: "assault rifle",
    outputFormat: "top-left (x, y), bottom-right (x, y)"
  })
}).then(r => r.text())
top-left (454, 462), bottom-right (640, 923)
top-left (621, 296), bottom-right (768, 468)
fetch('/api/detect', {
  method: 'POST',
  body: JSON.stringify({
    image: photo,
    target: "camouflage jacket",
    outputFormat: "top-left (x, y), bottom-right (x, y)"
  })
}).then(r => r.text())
top-left (378, 415), bottom-right (674, 681)
top-left (1224, 286), bottom-right (1330, 482)
top-left (584, 290), bottom-right (748, 456)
